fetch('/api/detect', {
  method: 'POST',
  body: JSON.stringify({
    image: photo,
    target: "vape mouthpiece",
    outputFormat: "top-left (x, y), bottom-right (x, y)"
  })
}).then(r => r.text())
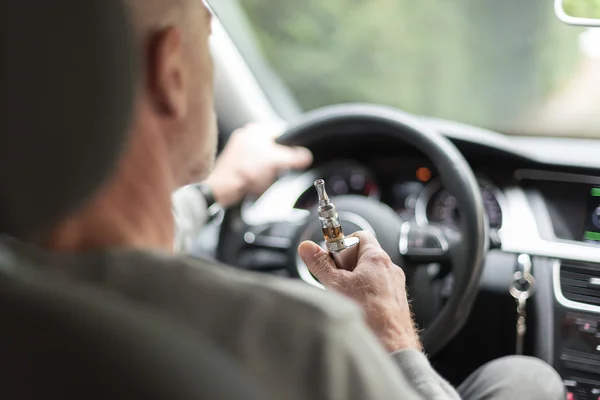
top-left (314, 179), bottom-right (330, 205)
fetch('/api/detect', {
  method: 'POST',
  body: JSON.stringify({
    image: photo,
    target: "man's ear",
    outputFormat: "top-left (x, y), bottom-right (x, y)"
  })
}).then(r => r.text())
top-left (147, 27), bottom-right (188, 119)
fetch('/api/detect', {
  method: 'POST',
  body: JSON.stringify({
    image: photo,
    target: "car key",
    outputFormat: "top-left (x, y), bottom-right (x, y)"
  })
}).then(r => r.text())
top-left (509, 254), bottom-right (536, 355)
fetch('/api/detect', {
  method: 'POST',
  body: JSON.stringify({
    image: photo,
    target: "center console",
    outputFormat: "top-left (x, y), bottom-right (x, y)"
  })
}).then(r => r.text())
top-left (554, 259), bottom-right (600, 400)
top-left (516, 171), bottom-right (600, 399)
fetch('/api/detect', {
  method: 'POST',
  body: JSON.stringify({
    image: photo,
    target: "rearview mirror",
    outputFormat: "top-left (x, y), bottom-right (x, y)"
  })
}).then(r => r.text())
top-left (555, 0), bottom-right (600, 26)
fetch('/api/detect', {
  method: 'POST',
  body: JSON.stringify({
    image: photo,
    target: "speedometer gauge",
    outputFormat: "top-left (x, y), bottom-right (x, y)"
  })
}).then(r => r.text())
top-left (416, 177), bottom-right (504, 230)
top-left (294, 162), bottom-right (379, 210)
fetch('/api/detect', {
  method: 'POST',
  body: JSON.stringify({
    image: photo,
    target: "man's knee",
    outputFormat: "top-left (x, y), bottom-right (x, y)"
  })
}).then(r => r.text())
top-left (458, 356), bottom-right (564, 400)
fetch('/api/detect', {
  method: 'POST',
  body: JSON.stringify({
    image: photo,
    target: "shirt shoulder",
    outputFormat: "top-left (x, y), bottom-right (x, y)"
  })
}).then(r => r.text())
top-left (2, 238), bottom-right (386, 400)
top-left (115, 251), bottom-right (362, 327)
top-left (93, 252), bottom-right (371, 400)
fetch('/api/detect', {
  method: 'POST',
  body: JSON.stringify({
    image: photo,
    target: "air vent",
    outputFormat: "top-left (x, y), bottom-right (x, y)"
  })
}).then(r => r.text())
top-left (560, 261), bottom-right (600, 306)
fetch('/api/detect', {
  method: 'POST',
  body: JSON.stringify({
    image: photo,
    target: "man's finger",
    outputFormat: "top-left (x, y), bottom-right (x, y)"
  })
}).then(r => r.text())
top-left (272, 145), bottom-right (313, 170)
top-left (268, 122), bottom-right (287, 139)
top-left (242, 122), bottom-right (285, 140)
top-left (348, 231), bottom-right (393, 272)
top-left (298, 241), bottom-right (338, 283)
top-left (348, 231), bottom-right (382, 253)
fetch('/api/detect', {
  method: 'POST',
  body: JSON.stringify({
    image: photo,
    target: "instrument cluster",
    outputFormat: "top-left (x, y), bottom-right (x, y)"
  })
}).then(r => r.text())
top-left (294, 159), bottom-right (504, 234)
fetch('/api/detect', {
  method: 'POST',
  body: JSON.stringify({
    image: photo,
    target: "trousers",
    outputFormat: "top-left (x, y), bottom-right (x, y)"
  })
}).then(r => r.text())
top-left (457, 356), bottom-right (565, 400)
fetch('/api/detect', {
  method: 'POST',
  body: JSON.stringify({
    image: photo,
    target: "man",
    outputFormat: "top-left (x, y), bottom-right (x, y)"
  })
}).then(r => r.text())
top-left (2, 0), bottom-right (564, 399)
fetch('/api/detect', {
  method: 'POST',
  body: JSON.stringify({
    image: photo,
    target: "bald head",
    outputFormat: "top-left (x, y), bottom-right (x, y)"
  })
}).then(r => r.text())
top-left (126, 0), bottom-right (210, 44)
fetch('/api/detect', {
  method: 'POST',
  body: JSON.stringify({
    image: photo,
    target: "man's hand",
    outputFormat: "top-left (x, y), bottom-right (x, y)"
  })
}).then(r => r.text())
top-left (297, 231), bottom-right (422, 353)
top-left (204, 124), bottom-right (312, 207)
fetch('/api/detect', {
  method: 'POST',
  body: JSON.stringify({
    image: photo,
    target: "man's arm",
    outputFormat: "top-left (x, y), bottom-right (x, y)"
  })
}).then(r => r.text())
top-left (180, 258), bottom-right (461, 400)
top-left (318, 305), bottom-right (460, 400)
top-left (172, 184), bottom-right (209, 252)
top-left (298, 231), bottom-right (460, 399)
top-left (172, 123), bottom-right (312, 251)
top-left (203, 123), bottom-right (312, 207)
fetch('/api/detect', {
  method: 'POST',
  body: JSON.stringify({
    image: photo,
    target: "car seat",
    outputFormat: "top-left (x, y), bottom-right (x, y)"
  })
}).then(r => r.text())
top-left (0, 2), bottom-right (267, 399)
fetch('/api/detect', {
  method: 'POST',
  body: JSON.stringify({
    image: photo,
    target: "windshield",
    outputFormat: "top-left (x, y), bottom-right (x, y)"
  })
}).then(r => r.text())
top-left (237, 0), bottom-right (600, 138)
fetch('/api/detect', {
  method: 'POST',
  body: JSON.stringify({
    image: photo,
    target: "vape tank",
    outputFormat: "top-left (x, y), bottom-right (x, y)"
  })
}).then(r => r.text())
top-left (314, 179), bottom-right (360, 270)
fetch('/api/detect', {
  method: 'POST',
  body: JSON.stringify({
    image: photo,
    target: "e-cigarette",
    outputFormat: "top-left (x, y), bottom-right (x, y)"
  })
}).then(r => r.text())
top-left (314, 179), bottom-right (360, 270)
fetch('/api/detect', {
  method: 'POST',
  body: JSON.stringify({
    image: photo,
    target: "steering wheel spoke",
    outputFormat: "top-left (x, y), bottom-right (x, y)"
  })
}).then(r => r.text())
top-left (399, 221), bottom-right (452, 264)
top-left (244, 219), bottom-right (304, 251)
top-left (236, 210), bottom-right (310, 272)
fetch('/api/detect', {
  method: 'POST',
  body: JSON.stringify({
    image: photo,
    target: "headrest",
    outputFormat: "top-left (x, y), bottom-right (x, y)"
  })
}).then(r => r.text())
top-left (0, 1), bottom-right (137, 238)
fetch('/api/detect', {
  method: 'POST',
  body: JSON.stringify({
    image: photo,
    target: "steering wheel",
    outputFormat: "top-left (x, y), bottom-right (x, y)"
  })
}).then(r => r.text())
top-left (217, 104), bottom-right (487, 357)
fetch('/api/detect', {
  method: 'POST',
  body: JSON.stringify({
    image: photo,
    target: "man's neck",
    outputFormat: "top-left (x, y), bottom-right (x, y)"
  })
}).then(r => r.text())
top-left (43, 121), bottom-right (177, 253)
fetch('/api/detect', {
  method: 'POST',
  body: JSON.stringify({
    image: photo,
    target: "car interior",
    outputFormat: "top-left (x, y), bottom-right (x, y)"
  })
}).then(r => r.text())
top-left (201, 0), bottom-right (600, 398)
top-left (3, 0), bottom-right (600, 399)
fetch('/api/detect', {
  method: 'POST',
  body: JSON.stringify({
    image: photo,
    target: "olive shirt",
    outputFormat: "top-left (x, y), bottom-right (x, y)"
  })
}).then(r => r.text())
top-left (1, 236), bottom-right (460, 400)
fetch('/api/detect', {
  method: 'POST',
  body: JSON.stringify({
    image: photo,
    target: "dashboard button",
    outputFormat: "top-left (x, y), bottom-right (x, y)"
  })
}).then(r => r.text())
top-left (566, 391), bottom-right (574, 400)
top-left (576, 319), bottom-right (597, 334)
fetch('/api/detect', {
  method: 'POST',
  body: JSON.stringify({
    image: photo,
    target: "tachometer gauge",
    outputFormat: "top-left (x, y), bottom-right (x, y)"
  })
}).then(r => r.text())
top-left (416, 177), bottom-right (504, 230)
top-left (429, 189), bottom-right (460, 229)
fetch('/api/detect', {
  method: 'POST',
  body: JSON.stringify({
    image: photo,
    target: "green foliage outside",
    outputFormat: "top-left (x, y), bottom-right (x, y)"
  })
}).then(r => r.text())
top-left (238, 0), bottom-right (584, 135)
top-left (564, 0), bottom-right (600, 18)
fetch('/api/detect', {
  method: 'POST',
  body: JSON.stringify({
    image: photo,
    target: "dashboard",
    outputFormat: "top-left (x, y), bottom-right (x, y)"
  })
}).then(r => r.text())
top-left (274, 125), bottom-right (600, 263)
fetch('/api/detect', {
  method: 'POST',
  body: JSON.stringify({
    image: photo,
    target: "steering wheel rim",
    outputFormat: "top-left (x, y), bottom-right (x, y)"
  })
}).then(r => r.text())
top-left (220, 103), bottom-right (487, 356)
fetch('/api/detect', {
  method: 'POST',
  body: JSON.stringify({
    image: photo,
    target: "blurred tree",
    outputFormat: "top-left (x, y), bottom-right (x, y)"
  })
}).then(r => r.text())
top-left (564, 0), bottom-right (600, 18)
top-left (238, 0), bottom-right (582, 135)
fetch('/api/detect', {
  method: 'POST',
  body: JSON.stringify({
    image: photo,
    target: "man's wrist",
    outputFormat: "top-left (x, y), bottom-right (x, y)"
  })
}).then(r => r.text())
top-left (195, 182), bottom-right (217, 208)
top-left (380, 319), bottom-right (423, 353)
top-left (384, 335), bottom-right (422, 353)
top-left (202, 176), bottom-right (246, 208)
top-left (195, 182), bottom-right (226, 223)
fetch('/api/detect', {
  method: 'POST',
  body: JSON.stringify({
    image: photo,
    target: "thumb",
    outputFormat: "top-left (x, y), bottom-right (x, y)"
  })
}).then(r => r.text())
top-left (298, 241), bottom-right (337, 283)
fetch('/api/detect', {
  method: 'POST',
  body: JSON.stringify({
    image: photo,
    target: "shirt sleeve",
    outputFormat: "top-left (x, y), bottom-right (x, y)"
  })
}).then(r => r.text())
top-left (390, 349), bottom-right (461, 400)
top-left (314, 310), bottom-right (461, 400)
top-left (172, 185), bottom-right (209, 252)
